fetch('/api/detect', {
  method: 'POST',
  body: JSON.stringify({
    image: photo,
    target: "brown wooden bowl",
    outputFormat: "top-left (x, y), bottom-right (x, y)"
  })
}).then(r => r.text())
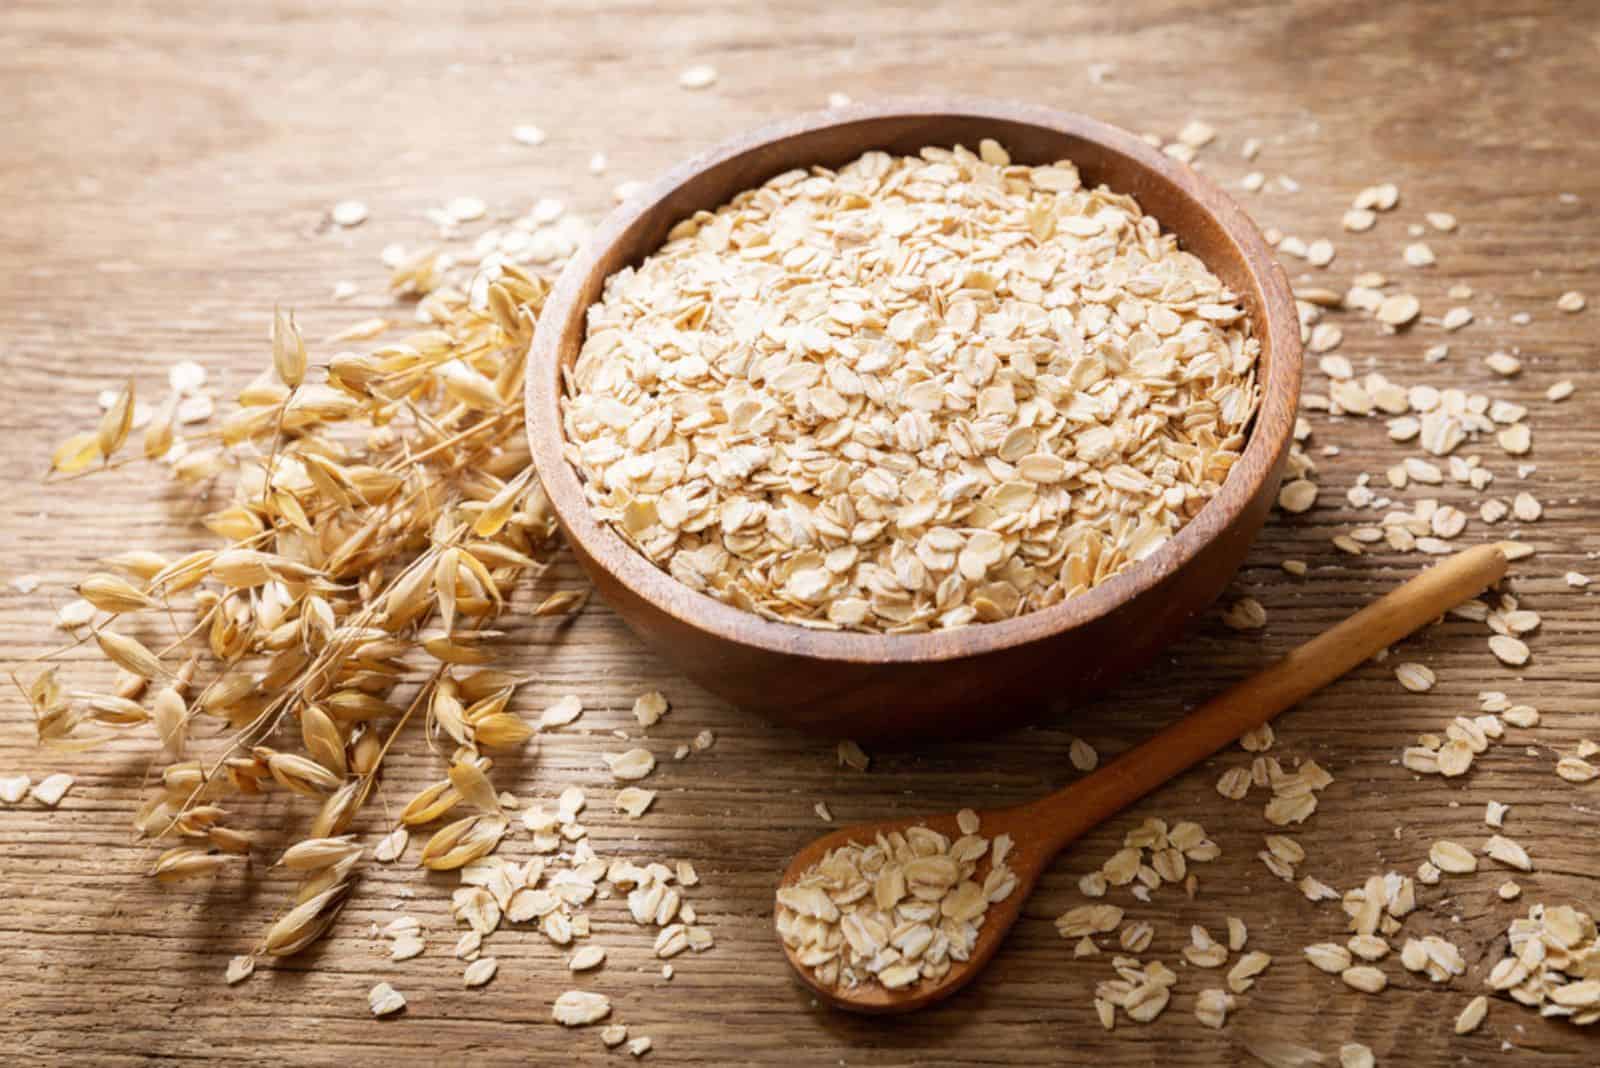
top-left (526, 98), bottom-right (1301, 742)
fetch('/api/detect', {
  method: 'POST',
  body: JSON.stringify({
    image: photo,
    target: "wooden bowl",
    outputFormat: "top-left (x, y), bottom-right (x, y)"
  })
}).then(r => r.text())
top-left (526, 98), bottom-right (1301, 741)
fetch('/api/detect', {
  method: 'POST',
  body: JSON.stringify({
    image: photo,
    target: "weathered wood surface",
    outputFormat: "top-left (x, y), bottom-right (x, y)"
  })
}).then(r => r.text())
top-left (2, 1), bottom-right (1597, 1064)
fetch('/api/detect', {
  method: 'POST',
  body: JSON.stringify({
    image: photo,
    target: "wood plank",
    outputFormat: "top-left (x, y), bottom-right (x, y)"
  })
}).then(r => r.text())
top-left (1, 1), bottom-right (1596, 1063)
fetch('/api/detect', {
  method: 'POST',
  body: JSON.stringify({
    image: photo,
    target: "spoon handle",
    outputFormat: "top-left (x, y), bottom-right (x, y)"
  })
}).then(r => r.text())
top-left (1026, 542), bottom-right (1511, 853)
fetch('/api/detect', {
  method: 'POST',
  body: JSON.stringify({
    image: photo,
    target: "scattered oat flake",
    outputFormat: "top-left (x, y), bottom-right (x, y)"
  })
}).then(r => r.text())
top-left (1227, 950), bottom-right (1272, 993)
top-left (168, 360), bottom-right (208, 394)
top-left (391, 934), bottom-right (425, 961)
top-left (1377, 293), bottom-right (1421, 327)
top-left (1222, 597), bottom-right (1267, 631)
top-left (1216, 767), bottom-right (1251, 800)
top-left (601, 1024), bottom-right (628, 1048)
top-left (1395, 662), bottom-right (1435, 692)
top-left (176, 393), bottom-right (214, 425)
top-left (615, 787), bottom-right (656, 819)
top-left (568, 945), bottom-right (606, 972)
top-left (56, 598), bottom-right (95, 629)
top-left (464, 956), bottom-right (498, 988)
top-left (1557, 290), bottom-right (1586, 312)
top-left (814, 801), bottom-right (833, 823)
top-left (539, 695), bottom-right (583, 729)
top-left (1456, 994), bottom-right (1489, 1034)
top-left (1556, 755), bottom-right (1599, 783)
top-left (1485, 351), bottom-right (1521, 376)
top-left (1340, 1043), bottom-right (1376, 1068)
top-left (1305, 942), bottom-right (1353, 973)
top-left (1278, 480), bottom-right (1318, 513)
top-left (0, 774), bottom-right (30, 804)
top-left (368, 981), bottom-right (406, 1017)
top-left (1355, 182), bottom-right (1401, 211)
top-left (1177, 120), bottom-right (1216, 148)
top-left (837, 739), bottom-right (869, 771)
top-left (1240, 724), bottom-right (1274, 753)
top-left (553, 990), bottom-right (612, 1026)
top-left (1309, 323), bottom-right (1343, 353)
top-left (1069, 737), bottom-right (1099, 771)
top-left (225, 955), bottom-right (254, 985)
top-left (678, 64), bottom-right (718, 90)
top-left (1343, 208), bottom-right (1377, 232)
top-left (1430, 840), bottom-right (1477, 874)
top-left (603, 748), bottom-right (655, 781)
top-left (512, 124), bottom-right (547, 146)
top-left (374, 827), bottom-right (409, 863)
top-left (1488, 634), bottom-right (1529, 667)
top-left (331, 200), bottom-right (368, 227)
top-left (632, 690), bottom-right (669, 728)
top-left (446, 196), bottom-right (486, 223)
top-left (31, 773), bottom-right (73, 807)
top-left (1485, 834), bottom-right (1533, 872)
top-left (1341, 965), bottom-right (1388, 993)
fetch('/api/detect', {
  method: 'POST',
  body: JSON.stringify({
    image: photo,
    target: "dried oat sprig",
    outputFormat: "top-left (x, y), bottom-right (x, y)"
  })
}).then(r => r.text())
top-left (31, 252), bottom-right (566, 956)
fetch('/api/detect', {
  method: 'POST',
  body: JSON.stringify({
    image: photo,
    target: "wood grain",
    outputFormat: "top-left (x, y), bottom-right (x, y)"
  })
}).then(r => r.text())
top-left (2, 1), bottom-right (1598, 1064)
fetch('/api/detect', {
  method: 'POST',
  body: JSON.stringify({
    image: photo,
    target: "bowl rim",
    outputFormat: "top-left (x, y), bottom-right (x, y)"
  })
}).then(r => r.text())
top-left (526, 96), bottom-right (1302, 666)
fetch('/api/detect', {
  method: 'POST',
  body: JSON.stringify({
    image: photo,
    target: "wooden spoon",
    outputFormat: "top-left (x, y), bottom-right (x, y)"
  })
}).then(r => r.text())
top-left (776, 542), bottom-right (1511, 1013)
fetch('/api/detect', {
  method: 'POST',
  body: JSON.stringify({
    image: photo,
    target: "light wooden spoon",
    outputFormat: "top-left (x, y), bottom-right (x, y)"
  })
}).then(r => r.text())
top-left (776, 542), bottom-right (1511, 1013)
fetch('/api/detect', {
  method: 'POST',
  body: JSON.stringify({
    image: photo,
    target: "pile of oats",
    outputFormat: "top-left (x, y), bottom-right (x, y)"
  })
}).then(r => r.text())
top-left (1052, 817), bottom-right (1235, 1027)
top-left (1074, 816), bottom-right (1221, 904)
top-left (775, 809), bottom-right (1017, 991)
top-left (565, 142), bottom-right (1260, 632)
top-left (1489, 904), bottom-right (1600, 1024)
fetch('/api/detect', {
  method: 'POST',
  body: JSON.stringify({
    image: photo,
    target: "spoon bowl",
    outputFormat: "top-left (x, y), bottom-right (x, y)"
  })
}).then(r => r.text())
top-left (777, 804), bottom-right (1051, 1014)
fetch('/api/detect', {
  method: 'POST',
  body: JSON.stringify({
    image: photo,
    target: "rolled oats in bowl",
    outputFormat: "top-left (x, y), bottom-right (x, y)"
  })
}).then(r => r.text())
top-left (561, 141), bottom-right (1260, 633)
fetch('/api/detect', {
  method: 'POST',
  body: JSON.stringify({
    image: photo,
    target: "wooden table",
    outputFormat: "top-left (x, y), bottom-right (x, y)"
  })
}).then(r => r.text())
top-left (3, 2), bottom-right (1596, 1064)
